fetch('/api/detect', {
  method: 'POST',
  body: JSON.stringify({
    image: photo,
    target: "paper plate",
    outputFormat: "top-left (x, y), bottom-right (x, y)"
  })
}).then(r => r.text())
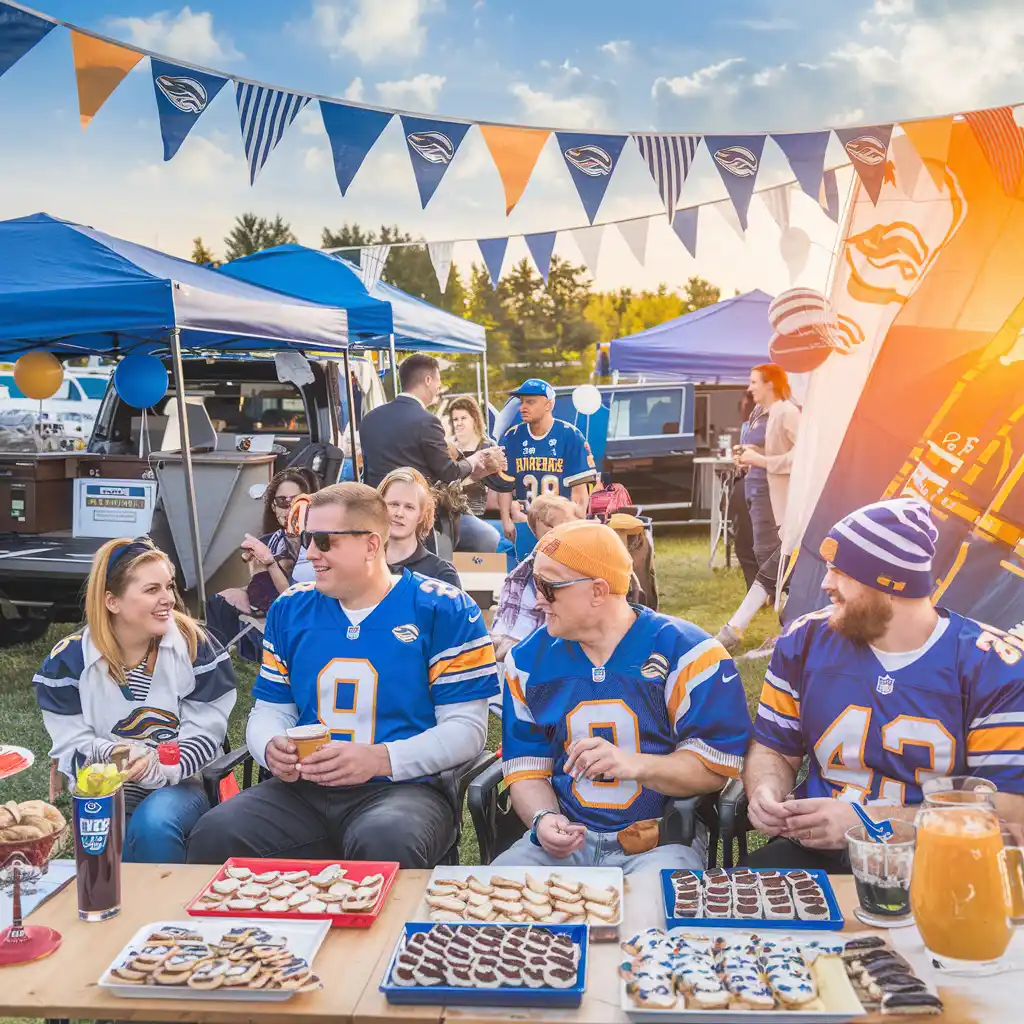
top-left (0, 746), bottom-right (35, 781)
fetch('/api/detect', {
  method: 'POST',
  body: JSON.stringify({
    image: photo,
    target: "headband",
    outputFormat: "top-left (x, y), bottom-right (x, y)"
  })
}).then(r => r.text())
top-left (107, 537), bottom-right (157, 577)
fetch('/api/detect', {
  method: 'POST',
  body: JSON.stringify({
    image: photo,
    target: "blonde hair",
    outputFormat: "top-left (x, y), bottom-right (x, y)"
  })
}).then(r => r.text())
top-left (378, 467), bottom-right (435, 541)
top-left (85, 537), bottom-right (203, 683)
top-left (527, 494), bottom-right (584, 536)
top-left (308, 482), bottom-right (390, 538)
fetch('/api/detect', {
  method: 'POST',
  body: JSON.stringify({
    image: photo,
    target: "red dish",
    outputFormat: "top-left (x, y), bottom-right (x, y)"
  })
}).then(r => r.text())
top-left (185, 857), bottom-right (399, 929)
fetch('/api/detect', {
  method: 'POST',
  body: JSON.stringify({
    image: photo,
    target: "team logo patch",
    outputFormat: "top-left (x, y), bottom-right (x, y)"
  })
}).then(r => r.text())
top-left (393, 624), bottom-right (420, 643)
top-left (155, 75), bottom-right (209, 113)
top-left (346, 625), bottom-right (360, 640)
top-left (640, 653), bottom-right (670, 681)
top-left (819, 536), bottom-right (839, 563)
top-left (539, 537), bottom-right (561, 556)
top-left (564, 144), bottom-right (613, 177)
top-left (876, 673), bottom-right (895, 695)
top-left (112, 707), bottom-right (180, 743)
top-left (549, 438), bottom-right (557, 447)
top-left (236, 436), bottom-right (251, 452)
top-left (713, 145), bottom-right (759, 177)
top-left (407, 131), bottom-right (455, 165)
top-left (592, 666), bottom-right (606, 682)
top-left (844, 135), bottom-right (887, 166)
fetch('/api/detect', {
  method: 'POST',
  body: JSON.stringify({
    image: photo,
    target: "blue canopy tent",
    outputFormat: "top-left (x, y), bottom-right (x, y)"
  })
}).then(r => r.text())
top-left (609, 289), bottom-right (773, 382)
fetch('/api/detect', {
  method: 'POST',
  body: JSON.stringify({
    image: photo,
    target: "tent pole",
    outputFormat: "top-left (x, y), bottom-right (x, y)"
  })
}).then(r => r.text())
top-left (170, 327), bottom-right (206, 617)
top-left (475, 359), bottom-right (482, 410)
top-left (482, 346), bottom-right (491, 429)
top-left (343, 347), bottom-right (361, 482)
top-left (389, 334), bottom-right (399, 399)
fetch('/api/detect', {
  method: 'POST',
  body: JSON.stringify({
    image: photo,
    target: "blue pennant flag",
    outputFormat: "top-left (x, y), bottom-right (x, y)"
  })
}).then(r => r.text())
top-left (705, 134), bottom-right (766, 231)
top-left (0, 4), bottom-right (55, 79)
top-left (401, 115), bottom-right (471, 208)
top-left (525, 231), bottom-right (556, 285)
top-left (555, 132), bottom-right (628, 224)
top-left (151, 59), bottom-right (227, 161)
top-left (633, 134), bottom-right (701, 220)
top-left (771, 131), bottom-right (829, 200)
top-left (320, 100), bottom-right (392, 196)
top-left (236, 82), bottom-right (311, 184)
top-left (478, 237), bottom-right (508, 289)
top-left (671, 207), bottom-right (698, 258)
top-left (836, 124), bottom-right (893, 205)
top-left (820, 167), bottom-right (840, 222)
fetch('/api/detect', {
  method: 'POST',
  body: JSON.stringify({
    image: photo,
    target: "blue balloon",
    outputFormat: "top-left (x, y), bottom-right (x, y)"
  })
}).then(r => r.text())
top-left (113, 353), bottom-right (168, 409)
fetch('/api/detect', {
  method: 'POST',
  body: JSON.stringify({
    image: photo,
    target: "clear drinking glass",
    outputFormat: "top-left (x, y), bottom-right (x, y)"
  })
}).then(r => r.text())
top-left (1001, 827), bottom-right (1024, 928)
top-left (846, 821), bottom-right (915, 928)
top-left (921, 776), bottom-right (997, 807)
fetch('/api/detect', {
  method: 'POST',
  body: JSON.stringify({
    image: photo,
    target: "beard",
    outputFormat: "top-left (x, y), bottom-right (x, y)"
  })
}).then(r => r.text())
top-left (827, 588), bottom-right (893, 644)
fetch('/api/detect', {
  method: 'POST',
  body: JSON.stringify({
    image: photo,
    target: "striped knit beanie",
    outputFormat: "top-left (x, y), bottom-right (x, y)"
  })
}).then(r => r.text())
top-left (819, 498), bottom-right (938, 599)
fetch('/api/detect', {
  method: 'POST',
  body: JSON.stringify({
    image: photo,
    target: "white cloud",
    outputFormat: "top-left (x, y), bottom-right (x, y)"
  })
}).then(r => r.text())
top-left (652, 57), bottom-right (745, 98)
top-left (560, 58), bottom-right (581, 77)
top-left (829, 107), bottom-right (866, 127)
top-left (733, 17), bottom-right (796, 31)
top-left (751, 63), bottom-right (787, 87)
top-left (108, 6), bottom-right (240, 62)
top-left (599, 39), bottom-right (630, 57)
top-left (130, 133), bottom-right (242, 187)
top-left (309, 0), bottom-right (443, 63)
top-left (509, 82), bottom-right (606, 128)
top-left (344, 77), bottom-right (365, 102)
top-left (376, 73), bottom-right (446, 111)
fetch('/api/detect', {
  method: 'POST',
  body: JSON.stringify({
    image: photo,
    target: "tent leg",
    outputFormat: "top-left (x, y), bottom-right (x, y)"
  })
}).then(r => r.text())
top-left (482, 348), bottom-right (490, 431)
top-left (475, 360), bottom-right (482, 410)
top-left (389, 334), bottom-right (399, 399)
top-left (343, 348), bottom-right (361, 482)
top-left (170, 327), bottom-right (206, 617)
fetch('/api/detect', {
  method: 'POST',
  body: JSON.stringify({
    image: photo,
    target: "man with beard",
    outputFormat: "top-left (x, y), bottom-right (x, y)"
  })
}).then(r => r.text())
top-left (743, 498), bottom-right (1024, 871)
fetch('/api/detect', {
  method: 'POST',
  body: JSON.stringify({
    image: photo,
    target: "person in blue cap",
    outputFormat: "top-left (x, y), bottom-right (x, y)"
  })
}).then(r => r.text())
top-left (497, 378), bottom-right (598, 544)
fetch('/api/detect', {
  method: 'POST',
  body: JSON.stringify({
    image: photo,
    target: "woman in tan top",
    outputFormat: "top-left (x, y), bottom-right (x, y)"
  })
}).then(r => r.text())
top-left (716, 363), bottom-right (800, 651)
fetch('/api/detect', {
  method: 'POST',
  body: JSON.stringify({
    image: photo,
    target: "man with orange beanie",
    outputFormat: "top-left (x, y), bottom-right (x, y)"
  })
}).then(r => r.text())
top-left (496, 520), bottom-right (751, 873)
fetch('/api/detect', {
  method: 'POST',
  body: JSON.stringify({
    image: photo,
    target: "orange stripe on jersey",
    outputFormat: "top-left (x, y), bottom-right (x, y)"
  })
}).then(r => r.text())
top-left (666, 646), bottom-right (729, 722)
top-left (967, 725), bottom-right (1024, 752)
top-left (506, 671), bottom-right (526, 707)
top-left (759, 681), bottom-right (799, 720)
top-left (262, 649), bottom-right (287, 675)
top-left (429, 643), bottom-right (496, 683)
top-left (691, 751), bottom-right (741, 779)
top-left (503, 768), bottom-right (553, 785)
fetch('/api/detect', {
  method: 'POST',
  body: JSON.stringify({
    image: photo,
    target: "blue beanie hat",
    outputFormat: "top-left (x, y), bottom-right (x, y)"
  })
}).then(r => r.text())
top-left (819, 498), bottom-right (938, 599)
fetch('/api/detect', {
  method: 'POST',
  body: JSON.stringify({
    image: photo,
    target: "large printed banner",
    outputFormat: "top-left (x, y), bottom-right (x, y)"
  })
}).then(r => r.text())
top-left (786, 121), bottom-right (1024, 630)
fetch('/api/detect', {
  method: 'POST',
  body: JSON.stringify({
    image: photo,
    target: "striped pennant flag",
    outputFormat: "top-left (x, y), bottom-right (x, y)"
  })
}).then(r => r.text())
top-left (633, 134), bottom-right (701, 220)
top-left (359, 245), bottom-right (390, 290)
top-left (964, 106), bottom-right (1024, 197)
top-left (236, 82), bottom-right (311, 184)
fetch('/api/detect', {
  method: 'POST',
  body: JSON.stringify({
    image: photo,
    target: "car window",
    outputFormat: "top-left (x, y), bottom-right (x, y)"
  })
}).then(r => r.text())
top-left (76, 377), bottom-right (109, 400)
top-left (608, 388), bottom-right (683, 439)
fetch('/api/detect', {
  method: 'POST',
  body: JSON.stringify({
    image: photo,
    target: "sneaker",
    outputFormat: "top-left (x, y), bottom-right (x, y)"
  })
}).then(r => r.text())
top-left (715, 623), bottom-right (743, 651)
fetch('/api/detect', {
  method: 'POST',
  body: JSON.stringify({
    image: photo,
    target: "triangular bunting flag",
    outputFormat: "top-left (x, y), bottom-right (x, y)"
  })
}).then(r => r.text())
top-left (633, 134), bottom-right (701, 220)
top-left (761, 183), bottom-right (791, 231)
top-left (480, 124), bottom-right (550, 215)
top-left (236, 82), bottom-right (311, 184)
top-left (964, 106), bottom-right (1024, 197)
top-left (360, 244), bottom-right (390, 290)
top-left (705, 134), bottom-right (766, 231)
top-left (671, 207), bottom-right (698, 258)
top-left (835, 124), bottom-right (894, 205)
top-left (0, 4), bottom-right (55, 79)
top-left (715, 199), bottom-right (746, 241)
top-left (70, 31), bottom-right (143, 129)
top-left (427, 241), bottom-right (453, 294)
top-left (618, 218), bottom-right (650, 266)
top-left (555, 132), bottom-right (628, 224)
top-left (819, 168), bottom-right (840, 221)
top-left (151, 59), bottom-right (227, 161)
top-left (572, 225), bottom-right (604, 275)
top-left (525, 231), bottom-right (556, 285)
top-left (320, 100), bottom-right (392, 196)
top-left (771, 131), bottom-right (830, 200)
top-left (901, 116), bottom-right (954, 189)
top-left (401, 115), bottom-right (472, 208)
top-left (478, 237), bottom-right (508, 289)
top-left (780, 226), bottom-right (811, 283)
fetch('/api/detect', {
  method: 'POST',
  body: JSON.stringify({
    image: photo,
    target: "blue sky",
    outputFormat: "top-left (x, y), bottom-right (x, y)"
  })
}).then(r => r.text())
top-left (1, 0), bottom-right (1022, 294)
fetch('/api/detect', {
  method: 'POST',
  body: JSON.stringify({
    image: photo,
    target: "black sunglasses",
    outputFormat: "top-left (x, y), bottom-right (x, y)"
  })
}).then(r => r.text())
top-left (299, 529), bottom-right (373, 552)
top-left (533, 574), bottom-right (595, 602)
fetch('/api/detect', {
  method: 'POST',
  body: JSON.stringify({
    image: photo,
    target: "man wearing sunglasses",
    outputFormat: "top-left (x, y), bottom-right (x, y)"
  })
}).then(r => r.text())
top-left (187, 482), bottom-right (499, 868)
top-left (496, 520), bottom-right (751, 873)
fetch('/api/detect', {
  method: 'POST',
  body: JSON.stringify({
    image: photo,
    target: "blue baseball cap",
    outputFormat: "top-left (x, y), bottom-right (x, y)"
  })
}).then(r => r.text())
top-left (510, 378), bottom-right (555, 400)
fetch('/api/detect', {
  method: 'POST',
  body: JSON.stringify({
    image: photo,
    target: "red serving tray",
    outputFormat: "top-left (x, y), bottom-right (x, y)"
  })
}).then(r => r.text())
top-left (185, 857), bottom-right (400, 929)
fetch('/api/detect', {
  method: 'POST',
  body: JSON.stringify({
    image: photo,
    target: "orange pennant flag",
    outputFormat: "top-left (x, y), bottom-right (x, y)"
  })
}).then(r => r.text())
top-left (70, 31), bottom-right (143, 129)
top-left (901, 115), bottom-right (954, 189)
top-left (480, 125), bottom-right (550, 215)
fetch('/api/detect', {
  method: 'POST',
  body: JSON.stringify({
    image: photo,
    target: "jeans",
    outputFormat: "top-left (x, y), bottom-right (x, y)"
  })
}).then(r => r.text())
top-left (205, 594), bottom-right (262, 663)
top-left (747, 487), bottom-right (782, 596)
top-left (456, 513), bottom-right (501, 553)
top-left (124, 778), bottom-right (210, 864)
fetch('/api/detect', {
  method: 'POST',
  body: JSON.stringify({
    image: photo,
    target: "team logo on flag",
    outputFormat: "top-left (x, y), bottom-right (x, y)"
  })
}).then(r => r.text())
top-left (407, 131), bottom-right (455, 165)
top-left (713, 146), bottom-right (759, 178)
top-left (876, 673), bottom-right (895, 695)
top-left (156, 75), bottom-right (209, 113)
top-left (640, 653), bottom-right (670, 681)
top-left (393, 624), bottom-right (420, 643)
top-left (563, 145), bottom-right (613, 177)
top-left (844, 135), bottom-right (887, 165)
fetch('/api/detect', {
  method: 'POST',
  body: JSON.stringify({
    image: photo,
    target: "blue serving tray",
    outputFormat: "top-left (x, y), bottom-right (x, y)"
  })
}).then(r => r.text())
top-left (380, 922), bottom-right (589, 1008)
top-left (660, 868), bottom-right (845, 931)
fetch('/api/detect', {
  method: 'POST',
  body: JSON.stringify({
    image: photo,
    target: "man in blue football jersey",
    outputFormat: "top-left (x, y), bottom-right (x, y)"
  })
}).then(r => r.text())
top-left (187, 483), bottom-right (499, 868)
top-left (497, 520), bottom-right (751, 873)
top-left (497, 378), bottom-right (598, 544)
top-left (744, 498), bottom-right (1024, 871)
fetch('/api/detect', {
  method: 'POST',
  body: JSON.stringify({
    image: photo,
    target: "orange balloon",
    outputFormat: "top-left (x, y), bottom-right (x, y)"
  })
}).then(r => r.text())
top-left (13, 351), bottom-right (64, 400)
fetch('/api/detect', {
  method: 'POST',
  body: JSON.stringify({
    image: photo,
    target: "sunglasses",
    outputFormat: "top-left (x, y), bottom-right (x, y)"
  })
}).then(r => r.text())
top-left (272, 495), bottom-right (296, 510)
top-left (299, 529), bottom-right (372, 552)
top-left (533, 574), bottom-right (595, 602)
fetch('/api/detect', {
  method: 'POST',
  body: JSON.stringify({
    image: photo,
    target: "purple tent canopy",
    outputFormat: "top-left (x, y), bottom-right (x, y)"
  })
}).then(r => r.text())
top-left (609, 289), bottom-right (773, 382)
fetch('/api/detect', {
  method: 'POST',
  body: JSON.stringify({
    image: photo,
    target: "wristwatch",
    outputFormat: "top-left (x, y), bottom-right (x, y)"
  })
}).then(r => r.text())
top-left (530, 808), bottom-right (558, 847)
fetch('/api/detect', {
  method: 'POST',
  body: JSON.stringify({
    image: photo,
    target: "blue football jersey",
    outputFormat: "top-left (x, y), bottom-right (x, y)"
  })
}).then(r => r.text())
top-left (501, 608), bottom-right (752, 832)
top-left (499, 418), bottom-right (598, 504)
top-left (754, 608), bottom-right (1024, 803)
top-left (254, 570), bottom-right (499, 744)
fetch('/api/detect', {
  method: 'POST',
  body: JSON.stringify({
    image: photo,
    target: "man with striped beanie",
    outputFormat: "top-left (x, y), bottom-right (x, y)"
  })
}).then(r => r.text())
top-left (742, 497), bottom-right (1024, 871)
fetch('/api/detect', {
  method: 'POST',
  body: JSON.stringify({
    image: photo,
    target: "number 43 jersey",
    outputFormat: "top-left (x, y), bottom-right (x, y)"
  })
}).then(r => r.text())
top-left (501, 608), bottom-right (752, 832)
top-left (754, 608), bottom-right (1024, 803)
top-left (254, 570), bottom-right (499, 744)
top-left (499, 418), bottom-right (598, 504)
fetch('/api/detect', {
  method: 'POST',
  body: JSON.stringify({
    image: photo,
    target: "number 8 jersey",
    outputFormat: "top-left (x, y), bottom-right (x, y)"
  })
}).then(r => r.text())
top-left (501, 608), bottom-right (752, 832)
top-left (499, 418), bottom-right (598, 505)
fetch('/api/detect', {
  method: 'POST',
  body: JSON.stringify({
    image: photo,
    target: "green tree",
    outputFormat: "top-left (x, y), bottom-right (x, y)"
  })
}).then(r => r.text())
top-left (681, 275), bottom-right (720, 313)
top-left (224, 214), bottom-right (297, 261)
top-left (191, 236), bottom-right (217, 266)
top-left (584, 277), bottom-right (721, 343)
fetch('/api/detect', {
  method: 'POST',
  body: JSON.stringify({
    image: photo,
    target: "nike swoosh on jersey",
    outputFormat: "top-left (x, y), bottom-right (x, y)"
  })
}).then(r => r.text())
top-left (469, 609), bottom-right (481, 623)
top-left (723, 672), bottom-right (738, 682)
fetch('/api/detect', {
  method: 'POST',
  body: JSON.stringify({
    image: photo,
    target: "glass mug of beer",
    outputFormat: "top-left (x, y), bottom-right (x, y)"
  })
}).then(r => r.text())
top-left (922, 776), bottom-right (997, 808)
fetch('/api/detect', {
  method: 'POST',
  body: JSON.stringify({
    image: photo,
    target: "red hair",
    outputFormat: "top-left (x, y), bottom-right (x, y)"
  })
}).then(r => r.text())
top-left (752, 363), bottom-right (792, 401)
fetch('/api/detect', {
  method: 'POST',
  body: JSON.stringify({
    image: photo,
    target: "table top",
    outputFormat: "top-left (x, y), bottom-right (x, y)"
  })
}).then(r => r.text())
top-left (0, 865), bottom-right (984, 1024)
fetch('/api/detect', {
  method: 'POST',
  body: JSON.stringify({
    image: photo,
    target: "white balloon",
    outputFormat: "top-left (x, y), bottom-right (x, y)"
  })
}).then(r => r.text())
top-left (572, 384), bottom-right (602, 416)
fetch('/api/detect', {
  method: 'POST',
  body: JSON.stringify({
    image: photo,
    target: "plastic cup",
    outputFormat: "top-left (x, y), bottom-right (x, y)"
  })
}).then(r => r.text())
top-left (846, 820), bottom-right (915, 928)
top-left (287, 724), bottom-right (329, 761)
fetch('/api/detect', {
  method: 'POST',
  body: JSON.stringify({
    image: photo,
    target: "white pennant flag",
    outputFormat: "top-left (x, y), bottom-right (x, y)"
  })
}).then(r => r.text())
top-left (360, 244), bottom-right (390, 290)
top-left (761, 183), bottom-right (792, 231)
top-left (715, 199), bottom-right (746, 241)
top-left (572, 225), bottom-right (605, 275)
top-left (427, 241), bottom-right (453, 294)
top-left (618, 218), bottom-right (650, 266)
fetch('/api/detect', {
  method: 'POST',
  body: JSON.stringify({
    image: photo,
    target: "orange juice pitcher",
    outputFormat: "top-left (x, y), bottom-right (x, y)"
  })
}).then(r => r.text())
top-left (910, 803), bottom-right (1013, 974)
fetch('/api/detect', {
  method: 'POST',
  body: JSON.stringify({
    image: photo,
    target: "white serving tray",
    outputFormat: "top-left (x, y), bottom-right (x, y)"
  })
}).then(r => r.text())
top-left (98, 917), bottom-right (331, 1002)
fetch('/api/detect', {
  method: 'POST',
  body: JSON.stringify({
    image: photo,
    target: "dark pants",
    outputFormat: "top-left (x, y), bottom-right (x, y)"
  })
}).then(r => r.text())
top-left (747, 487), bottom-right (782, 597)
top-left (730, 477), bottom-right (758, 591)
top-left (185, 777), bottom-right (457, 868)
top-left (205, 594), bottom-right (262, 663)
top-left (742, 836), bottom-right (851, 874)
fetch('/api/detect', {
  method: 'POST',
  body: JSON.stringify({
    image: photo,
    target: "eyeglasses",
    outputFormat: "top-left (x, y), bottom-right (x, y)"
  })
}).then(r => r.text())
top-left (299, 529), bottom-right (373, 552)
top-left (533, 574), bottom-right (595, 602)
top-left (272, 495), bottom-right (296, 510)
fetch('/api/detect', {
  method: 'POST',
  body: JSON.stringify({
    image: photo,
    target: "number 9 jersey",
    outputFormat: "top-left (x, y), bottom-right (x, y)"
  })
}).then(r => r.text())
top-left (754, 609), bottom-right (1024, 803)
top-left (501, 608), bottom-right (752, 832)
top-left (499, 418), bottom-right (598, 505)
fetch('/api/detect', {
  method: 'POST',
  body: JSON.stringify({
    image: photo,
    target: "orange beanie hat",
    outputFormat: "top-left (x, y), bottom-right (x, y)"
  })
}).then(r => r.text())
top-left (536, 519), bottom-right (632, 596)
